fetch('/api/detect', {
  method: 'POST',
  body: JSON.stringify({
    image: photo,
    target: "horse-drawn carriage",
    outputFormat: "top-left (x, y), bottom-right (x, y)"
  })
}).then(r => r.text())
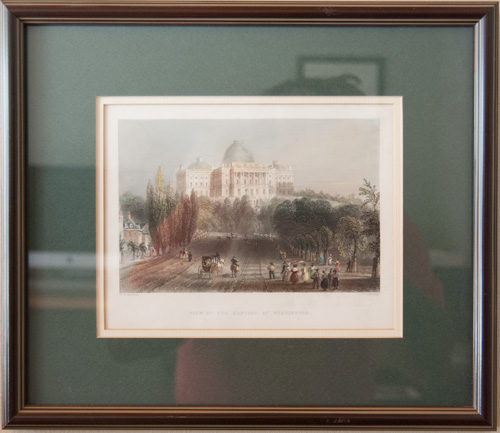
top-left (198, 256), bottom-right (219, 278)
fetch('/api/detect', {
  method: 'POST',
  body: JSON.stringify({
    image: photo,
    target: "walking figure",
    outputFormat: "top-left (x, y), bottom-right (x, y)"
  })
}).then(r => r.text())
top-left (290, 263), bottom-right (299, 284)
top-left (320, 271), bottom-right (329, 290)
top-left (332, 270), bottom-right (339, 290)
top-left (268, 262), bottom-right (275, 279)
top-left (312, 268), bottom-right (320, 290)
top-left (301, 264), bottom-right (310, 282)
top-left (230, 256), bottom-right (239, 278)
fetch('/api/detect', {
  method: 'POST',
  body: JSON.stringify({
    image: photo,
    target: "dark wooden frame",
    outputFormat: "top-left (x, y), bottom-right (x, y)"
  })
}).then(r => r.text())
top-left (1, 0), bottom-right (497, 429)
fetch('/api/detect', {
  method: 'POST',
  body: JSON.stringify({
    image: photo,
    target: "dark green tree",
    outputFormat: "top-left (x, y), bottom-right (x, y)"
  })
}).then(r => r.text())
top-left (359, 179), bottom-right (380, 277)
top-left (120, 192), bottom-right (146, 223)
top-left (127, 240), bottom-right (139, 260)
top-left (334, 216), bottom-right (366, 272)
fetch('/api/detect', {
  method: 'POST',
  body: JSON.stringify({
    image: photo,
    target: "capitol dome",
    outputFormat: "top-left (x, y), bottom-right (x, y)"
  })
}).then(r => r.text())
top-left (188, 157), bottom-right (212, 170)
top-left (222, 140), bottom-right (254, 164)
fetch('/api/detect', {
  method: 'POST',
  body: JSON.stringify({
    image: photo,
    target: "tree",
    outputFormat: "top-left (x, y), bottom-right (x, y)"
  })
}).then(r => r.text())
top-left (334, 216), bottom-right (365, 272)
top-left (359, 179), bottom-right (380, 277)
top-left (188, 190), bottom-right (199, 242)
top-left (119, 234), bottom-right (125, 264)
top-left (196, 196), bottom-right (215, 231)
top-left (145, 167), bottom-right (178, 255)
top-left (304, 234), bottom-right (315, 261)
top-left (318, 225), bottom-right (334, 262)
top-left (221, 198), bottom-right (235, 232)
top-left (127, 241), bottom-right (139, 260)
top-left (145, 167), bottom-right (167, 253)
top-left (180, 195), bottom-right (192, 244)
top-left (120, 192), bottom-right (146, 223)
top-left (139, 242), bottom-right (147, 258)
top-left (258, 197), bottom-right (283, 234)
top-left (235, 195), bottom-right (258, 236)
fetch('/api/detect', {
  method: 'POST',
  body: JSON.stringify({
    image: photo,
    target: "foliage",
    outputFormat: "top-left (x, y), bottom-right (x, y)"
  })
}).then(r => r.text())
top-left (359, 179), bottom-right (380, 260)
top-left (127, 241), bottom-right (139, 260)
top-left (334, 216), bottom-right (366, 271)
top-left (120, 192), bottom-right (147, 223)
top-left (318, 225), bottom-right (334, 259)
top-left (119, 234), bottom-right (125, 253)
top-left (271, 196), bottom-right (366, 261)
top-left (138, 242), bottom-right (147, 258)
top-left (145, 166), bottom-right (177, 254)
top-left (294, 188), bottom-right (360, 205)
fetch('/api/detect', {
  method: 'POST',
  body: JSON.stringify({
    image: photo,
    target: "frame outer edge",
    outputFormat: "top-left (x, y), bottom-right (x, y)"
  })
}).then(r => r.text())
top-left (481, 2), bottom-right (498, 429)
top-left (474, 2), bottom-right (498, 430)
top-left (0, 1), bottom-right (498, 429)
top-left (1, 5), bottom-right (24, 428)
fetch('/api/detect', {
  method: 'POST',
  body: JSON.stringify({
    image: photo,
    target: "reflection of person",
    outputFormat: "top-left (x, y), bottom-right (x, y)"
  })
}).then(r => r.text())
top-left (188, 251), bottom-right (192, 262)
top-left (268, 262), bottom-right (275, 279)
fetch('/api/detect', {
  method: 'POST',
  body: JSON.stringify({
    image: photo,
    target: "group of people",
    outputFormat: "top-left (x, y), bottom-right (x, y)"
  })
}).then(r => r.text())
top-left (268, 261), bottom-right (341, 290)
top-left (179, 249), bottom-right (193, 262)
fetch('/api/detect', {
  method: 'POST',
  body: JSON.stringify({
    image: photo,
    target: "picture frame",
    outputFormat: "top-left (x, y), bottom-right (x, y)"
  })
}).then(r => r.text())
top-left (1, 0), bottom-right (497, 429)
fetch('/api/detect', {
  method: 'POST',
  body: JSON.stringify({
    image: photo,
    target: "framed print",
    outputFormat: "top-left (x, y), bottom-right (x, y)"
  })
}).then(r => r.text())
top-left (97, 96), bottom-right (403, 338)
top-left (1, 0), bottom-right (497, 430)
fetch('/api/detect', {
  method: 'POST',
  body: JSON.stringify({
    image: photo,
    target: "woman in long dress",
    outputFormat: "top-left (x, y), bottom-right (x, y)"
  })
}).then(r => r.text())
top-left (290, 264), bottom-right (300, 284)
top-left (281, 261), bottom-right (288, 281)
top-left (284, 263), bottom-right (291, 282)
top-left (301, 264), bottom-right (310, 282)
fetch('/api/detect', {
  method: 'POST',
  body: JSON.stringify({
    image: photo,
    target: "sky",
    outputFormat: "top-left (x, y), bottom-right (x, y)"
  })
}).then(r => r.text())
top-left (119, 118), bottom-right (379, 198)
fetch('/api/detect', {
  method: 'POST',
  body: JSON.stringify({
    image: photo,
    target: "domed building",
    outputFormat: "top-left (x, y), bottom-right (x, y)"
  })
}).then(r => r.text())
top-left (176, 157), bottom-right (212, 198)
top-left (222, 140), bottom-right (255, 164)
top-left (176, 140), bottom-right (294, 208)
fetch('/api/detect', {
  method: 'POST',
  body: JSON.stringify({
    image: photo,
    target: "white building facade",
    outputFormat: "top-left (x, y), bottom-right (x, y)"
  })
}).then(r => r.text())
top-left (176, 140), bottom-right (294, 208)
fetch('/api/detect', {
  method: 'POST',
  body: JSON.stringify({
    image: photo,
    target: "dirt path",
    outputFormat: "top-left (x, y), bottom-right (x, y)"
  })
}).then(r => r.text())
top-left (120, 233), bottom-right (379, 293)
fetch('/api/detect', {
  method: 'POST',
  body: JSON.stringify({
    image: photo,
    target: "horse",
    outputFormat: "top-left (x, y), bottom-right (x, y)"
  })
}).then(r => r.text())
top-left (230, 263), bottom-right (239, 278)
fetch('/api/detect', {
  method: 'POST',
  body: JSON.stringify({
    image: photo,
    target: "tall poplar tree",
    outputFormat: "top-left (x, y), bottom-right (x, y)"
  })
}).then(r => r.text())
top-left (145, 166), bottom-right (168, 254)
